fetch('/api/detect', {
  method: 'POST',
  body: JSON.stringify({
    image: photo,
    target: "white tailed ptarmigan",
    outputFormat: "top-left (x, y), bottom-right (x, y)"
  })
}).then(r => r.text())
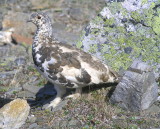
top-left (27, 12), bottom-right (119, 110)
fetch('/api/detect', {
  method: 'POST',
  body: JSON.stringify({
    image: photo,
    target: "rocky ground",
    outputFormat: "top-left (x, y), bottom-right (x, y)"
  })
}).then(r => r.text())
top-left (0, 0), bottom-right (160, 129)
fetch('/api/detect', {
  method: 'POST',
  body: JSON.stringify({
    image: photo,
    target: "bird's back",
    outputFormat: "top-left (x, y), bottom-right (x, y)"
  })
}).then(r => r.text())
top-left (32, 37), bottom-right (118, 88)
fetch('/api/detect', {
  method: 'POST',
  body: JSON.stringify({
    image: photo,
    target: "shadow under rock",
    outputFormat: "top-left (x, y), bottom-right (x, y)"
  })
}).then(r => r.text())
top-left (0, 97), bottom-right (13, 108)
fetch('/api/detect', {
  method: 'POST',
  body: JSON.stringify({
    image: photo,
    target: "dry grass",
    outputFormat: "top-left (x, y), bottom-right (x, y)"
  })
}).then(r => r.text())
top-left (28, 85), bottom-right (160, 128)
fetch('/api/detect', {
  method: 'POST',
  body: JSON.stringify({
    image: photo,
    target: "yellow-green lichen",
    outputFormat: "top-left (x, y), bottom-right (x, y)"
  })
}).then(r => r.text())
top-left (101, 26), bottom-right (159, 70)
top-left (116, 26), bottom-right (126, 34)
top-left (156, 7), bottom-right (160, 15)
top-left (142, 0), bottom-right (148, 5)
top-left (92, 15), bottom-right (103, 24)
top-left (143, 8), bottom-right (154, 26)
top-left (108, 2), bottom-right (123, 14)
top-left (104, 18), bottom-right (115, 26)
top-left (131, 4), bottom-right (155, 27)
top-left (152, 16), bottom-right (160, 35)
top-left (91, 28), bottom-right (100, 36)
top-left (88, 44), bottom-right (98, 53)
top-left (131, 11), bottom-right (142, 23)
top-left (76, 40), bottom-right (83, 48)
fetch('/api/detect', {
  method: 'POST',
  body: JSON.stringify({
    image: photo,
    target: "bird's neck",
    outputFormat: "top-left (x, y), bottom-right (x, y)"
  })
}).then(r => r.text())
top-left (32, 23), bottom-right (53, 52)
top-left (36, 24), bottom-right (53, 39)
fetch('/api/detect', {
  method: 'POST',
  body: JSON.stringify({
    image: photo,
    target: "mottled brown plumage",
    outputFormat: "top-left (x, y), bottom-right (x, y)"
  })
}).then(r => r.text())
top-left (28, 12), bottom-right (118, 110)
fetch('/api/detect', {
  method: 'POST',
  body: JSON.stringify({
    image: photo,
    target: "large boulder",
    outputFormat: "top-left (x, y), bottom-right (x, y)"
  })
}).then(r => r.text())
top-left (110, 60), bottom-right (158, 112)
top-left (0, 98), bottom-right (30, 129)
top-left (77, 0), bottom-right (160, 79)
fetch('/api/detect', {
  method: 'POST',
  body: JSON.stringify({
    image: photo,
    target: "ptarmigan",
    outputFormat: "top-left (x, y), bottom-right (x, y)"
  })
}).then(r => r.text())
top-left (27, 12), bottom-right (118, 110)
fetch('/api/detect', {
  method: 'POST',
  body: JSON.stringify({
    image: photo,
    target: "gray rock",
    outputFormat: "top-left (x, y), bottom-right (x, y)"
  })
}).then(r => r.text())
top-left (157, 96), bottom-right (160, 102)
top-left (145, 103), bottom-right (160, 113)
top-left (0, 29), bottom-right (14, 44)
top-left (27, 115), bottom-right (37, 123)
top-left (0, 44), bottom-right (27, 58)
top-left (2, 11), bottom-right (35, 37)
top-left (0, 98), bottom-right (30, 129)
top-left (14, 57), bottom-right (26, 66)
top-left (69, 8), bottom-right (85, 21)
top-left (78, 0), bottom-right (160, 79)
top-left (17, 91), bottom-right (36, 98)
top-left (67, 119), bottom-right (82, 128)
top-left (110, 60), bottom-right (158, 112)
top-left (5, 87), bottom-right (22, 97)
top-left (0, 44), bottom-right (11, 57)
top-left (29, 123), bottom-right (38, 129)
top-left (22, 83), bottom-right (42, 94)
top-left (0, 71), bottom-right (15, 87)
top-left (30, 0), bottom-right (55, 10)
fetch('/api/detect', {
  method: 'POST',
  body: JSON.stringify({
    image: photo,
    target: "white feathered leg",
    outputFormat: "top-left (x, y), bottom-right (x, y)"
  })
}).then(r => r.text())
top-left (46, 85), bottom-right (66, 109)
top-left (66, 88), bottom-right (82, 99)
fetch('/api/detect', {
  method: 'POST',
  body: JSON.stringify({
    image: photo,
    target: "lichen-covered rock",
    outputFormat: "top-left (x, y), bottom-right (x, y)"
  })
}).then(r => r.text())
top-left (0, 98), bottom-right (30, 129)
top-left (110, 60), bottom-right (158, 112)
top-left (77, 0), bottom-right (160, 79)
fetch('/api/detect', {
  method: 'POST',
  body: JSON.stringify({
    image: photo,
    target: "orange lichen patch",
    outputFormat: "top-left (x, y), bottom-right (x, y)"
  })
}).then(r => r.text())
top-left (12, 33), bottom-right (33, 44)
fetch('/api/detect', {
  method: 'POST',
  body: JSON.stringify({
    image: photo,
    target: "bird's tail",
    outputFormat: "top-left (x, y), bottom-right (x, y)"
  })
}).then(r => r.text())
top-left (109, 68), bottom-right (121, 83)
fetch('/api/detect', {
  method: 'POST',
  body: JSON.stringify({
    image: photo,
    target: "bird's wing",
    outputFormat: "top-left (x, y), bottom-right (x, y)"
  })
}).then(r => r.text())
top-left (45, 41), bottom-right (118, 87)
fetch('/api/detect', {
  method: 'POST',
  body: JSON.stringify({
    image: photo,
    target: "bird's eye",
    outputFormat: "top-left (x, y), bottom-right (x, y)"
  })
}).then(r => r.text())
top-left (37, 16), bottom-right (41, 19)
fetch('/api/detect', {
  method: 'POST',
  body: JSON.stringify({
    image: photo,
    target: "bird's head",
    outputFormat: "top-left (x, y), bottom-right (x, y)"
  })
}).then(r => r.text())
top-left (27, 12), bottom-right (51, 27)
